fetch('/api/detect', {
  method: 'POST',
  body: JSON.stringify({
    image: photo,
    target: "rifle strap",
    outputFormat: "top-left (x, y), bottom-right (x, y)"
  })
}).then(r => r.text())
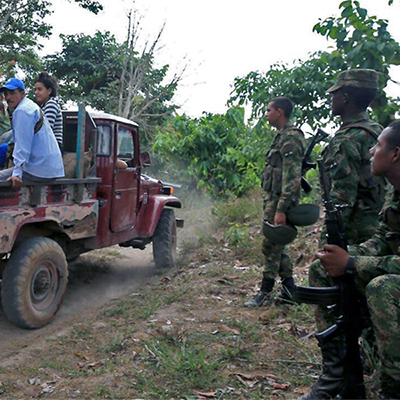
top-left (4, 108), bottom-right (44, 168)
top-left (34, 108), bottom-right (44, 134)
top-left (340, 122), bottom-right (382, 140)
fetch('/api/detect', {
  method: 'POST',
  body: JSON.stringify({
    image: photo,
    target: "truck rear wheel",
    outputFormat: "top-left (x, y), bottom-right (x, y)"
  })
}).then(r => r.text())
top-left (153, 208), bottom-right (177, 270)
top-left (1, 237), bottom-right (68, 329)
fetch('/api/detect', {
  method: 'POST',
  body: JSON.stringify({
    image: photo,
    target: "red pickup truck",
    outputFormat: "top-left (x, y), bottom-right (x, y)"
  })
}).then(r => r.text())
top-left (0, 106), bottom-right (183, 329)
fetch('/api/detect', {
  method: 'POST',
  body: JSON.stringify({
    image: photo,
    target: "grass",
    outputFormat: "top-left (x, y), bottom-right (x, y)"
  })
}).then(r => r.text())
top-left (0, 189), bottom-right (341, 399)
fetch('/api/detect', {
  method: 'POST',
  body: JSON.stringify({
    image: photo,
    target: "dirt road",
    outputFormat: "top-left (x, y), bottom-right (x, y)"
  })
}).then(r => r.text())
top-left (0, 246), bottom-right (160, 355)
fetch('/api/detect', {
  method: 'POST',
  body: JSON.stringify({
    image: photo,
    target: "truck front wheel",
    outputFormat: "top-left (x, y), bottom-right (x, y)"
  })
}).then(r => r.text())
top-left (153, 208), bottom-right (177, 270)
top-left (1, 237), bottom-right (68, 329)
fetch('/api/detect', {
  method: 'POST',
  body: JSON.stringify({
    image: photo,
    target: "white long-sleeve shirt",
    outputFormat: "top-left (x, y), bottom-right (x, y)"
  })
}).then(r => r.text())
top-left (12, 97), bottom-right (64, 179)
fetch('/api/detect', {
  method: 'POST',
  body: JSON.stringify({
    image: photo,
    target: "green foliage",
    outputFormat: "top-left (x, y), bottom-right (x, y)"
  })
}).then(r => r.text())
top-left (44, 31), bottom-right (122, 107)
top-left (229, 52), bottom-right (346, 130)
top-left (45, 29), bottom-right (178, 139)
top-left (225, 222), bottom-right (251, 248)
top-left (0, 1), bottom-right (52, 77)
top-left (72, 0), bottom-right (103, 14)
top-left (0, 1), bottom-right (104, 79)
top-left (153, 107), bottom-right (271, 197)
top-left (212, 191), bottom-right (262, 226)
top-left (229, 0), bottom-right (400, 129)
top-left (313, 0), bottom-right (400, 125)
top-left (148, 340), bottom-right (223, 390)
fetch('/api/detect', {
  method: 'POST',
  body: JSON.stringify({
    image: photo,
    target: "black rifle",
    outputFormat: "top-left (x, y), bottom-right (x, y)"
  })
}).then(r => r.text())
top-left (301, 128), bottom-right (329, 193)
top-left (294, 158), bottom-right (366, 399)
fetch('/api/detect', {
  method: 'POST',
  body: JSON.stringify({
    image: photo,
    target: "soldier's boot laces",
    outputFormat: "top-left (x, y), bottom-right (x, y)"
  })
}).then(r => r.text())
top-left (297, 338), bottom-right (345, 400)
top-left (244, 277), bottom-right (275, 308)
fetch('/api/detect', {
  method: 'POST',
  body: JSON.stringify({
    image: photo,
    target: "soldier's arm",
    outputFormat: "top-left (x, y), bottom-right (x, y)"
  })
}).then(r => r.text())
top-left (326, 137), bottom-right (361, 224)
top-left (277, 133), bottom-right (304, 213)
top-left (349, 222), bottom-right (392, 257)
top-left (350, 254), bottom-right (400, 287)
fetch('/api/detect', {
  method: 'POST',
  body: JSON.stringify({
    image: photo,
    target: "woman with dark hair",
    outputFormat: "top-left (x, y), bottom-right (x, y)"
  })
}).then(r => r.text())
top-left (34, 72), bottom-right (63, 149)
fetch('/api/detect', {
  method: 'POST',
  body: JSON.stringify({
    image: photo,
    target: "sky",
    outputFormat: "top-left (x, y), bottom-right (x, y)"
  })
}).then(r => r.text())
top-left (43, 0), bottom-right (400, 118)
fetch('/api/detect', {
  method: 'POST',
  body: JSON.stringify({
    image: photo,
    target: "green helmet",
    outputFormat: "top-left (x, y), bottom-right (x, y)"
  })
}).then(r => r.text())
top-left (262, 220), bottom-right (298, 245)
top-left (286, 204), bottom-right (320, 226)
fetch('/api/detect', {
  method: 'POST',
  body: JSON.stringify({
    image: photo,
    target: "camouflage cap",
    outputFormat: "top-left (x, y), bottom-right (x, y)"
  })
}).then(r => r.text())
top-left (327, 69), bottom-right (378, 93)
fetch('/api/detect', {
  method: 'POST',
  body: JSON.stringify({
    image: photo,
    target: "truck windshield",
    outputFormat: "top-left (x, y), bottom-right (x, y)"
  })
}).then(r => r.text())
top-left (117, 127), bottom-right (134, 160)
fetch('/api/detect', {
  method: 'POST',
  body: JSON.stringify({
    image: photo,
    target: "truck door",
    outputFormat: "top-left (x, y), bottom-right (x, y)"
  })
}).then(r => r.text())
top-left (110, 126), bottom-right (139, 232)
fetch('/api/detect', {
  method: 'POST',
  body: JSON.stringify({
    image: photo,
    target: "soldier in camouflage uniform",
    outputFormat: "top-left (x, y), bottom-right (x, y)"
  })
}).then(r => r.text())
top-left (244, 97), bottom-right (306, 307)
top-left (321, 69), bottom-right (386, 245)
top-left (298, 127), bottom-right (400, 399)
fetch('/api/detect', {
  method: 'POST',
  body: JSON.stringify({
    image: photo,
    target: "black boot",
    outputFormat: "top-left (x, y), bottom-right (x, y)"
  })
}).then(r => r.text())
top-left (276, 277), bottom-right (296, 303)
top-left (244, 277), bottom-right (275, 307)
top-left (298, 338), bottom-right (344, 400)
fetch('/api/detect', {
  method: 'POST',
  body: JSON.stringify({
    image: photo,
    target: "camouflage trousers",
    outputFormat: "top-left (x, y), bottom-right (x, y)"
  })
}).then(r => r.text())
top-left (261, 238), bottom-right (293, 280)
top-left (309, 256), bottom-right (400, 383)
top-left (262, 196), bottom-right (293, 281)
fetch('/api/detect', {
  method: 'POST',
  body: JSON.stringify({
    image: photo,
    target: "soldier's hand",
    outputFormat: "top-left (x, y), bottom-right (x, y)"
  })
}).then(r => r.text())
top-left (315, 244), bottom-right (349, 277)
top-left (274, 212), bottom-right (286, 226)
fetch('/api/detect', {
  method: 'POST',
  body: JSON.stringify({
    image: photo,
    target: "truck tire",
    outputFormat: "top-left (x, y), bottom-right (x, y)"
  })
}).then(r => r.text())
top-left (1, 237), bottom-right (68, 329)
top-left (153, 208), bottom-right (177, 270)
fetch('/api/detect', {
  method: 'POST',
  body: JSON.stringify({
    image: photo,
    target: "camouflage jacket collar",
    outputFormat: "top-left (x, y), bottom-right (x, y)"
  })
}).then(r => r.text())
top-left (339, 111), bottom-right (370, 131)
top-left (272, 121), bottom-right (297, 141)
top-left (279, 120), bottom-right (296, 134)
top-left (393, 189), bottom-right (400, 209)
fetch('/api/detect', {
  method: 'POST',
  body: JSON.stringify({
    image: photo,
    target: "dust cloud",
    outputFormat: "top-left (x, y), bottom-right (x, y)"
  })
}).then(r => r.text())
top-left (0, 246), bottom-right (159, 354)
top-left (0, 190), bottom-right (217, 355)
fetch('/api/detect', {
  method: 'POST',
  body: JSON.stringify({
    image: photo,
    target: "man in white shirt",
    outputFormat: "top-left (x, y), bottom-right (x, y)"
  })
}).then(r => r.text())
top-left (0, 78), bottom-right (64, 188)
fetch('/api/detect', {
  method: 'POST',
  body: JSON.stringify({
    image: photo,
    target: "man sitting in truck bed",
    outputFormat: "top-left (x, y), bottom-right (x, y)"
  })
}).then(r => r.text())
top-left (0, 78), bottom-right (64, 188)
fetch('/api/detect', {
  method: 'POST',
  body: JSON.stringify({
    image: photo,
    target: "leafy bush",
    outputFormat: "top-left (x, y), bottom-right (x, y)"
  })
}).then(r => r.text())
top-left (153, 107), bottom-right (272, 198)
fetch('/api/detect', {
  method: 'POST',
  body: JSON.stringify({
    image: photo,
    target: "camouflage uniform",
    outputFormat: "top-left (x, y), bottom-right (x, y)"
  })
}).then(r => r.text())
top-left (321, 111), bottom-right (386, 245)
top-left (309, 188), bottom-right (400, 388)
top-left (261, 121), bottom-right (306, 280)
top-left (298, 70), bottom-right (394, 400)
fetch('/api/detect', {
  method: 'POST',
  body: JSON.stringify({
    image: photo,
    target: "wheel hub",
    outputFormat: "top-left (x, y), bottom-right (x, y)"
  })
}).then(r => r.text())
top-left (31, 266), bottom-right (54, 304)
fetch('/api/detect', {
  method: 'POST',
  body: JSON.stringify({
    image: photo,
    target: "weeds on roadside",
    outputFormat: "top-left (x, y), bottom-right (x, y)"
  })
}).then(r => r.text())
top-left (226, 222), bottom-right (251, 248)
top-left (0, 190), bottom-right (324, 399)
top-left (212, 189), bottom-right (262, 227)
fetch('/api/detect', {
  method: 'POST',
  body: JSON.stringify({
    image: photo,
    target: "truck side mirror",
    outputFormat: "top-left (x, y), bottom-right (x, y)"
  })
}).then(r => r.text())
top-left (140, 151), bottom-right (151, 167)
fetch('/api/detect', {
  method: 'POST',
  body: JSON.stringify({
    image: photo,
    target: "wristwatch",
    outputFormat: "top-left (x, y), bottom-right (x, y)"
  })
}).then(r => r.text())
top-left (345, 256), bottom-right (356, 276)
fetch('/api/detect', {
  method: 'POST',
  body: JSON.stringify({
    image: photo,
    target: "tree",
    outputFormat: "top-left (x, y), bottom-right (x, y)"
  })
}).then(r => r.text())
top-left (313, 0), bottom-right (400, 126)
top-left (70, 0), bottom-right (103, 14)
top-left (229, 0), bottom-right (400, 129)
top-left (0, 1), bottom-right (52, 76)
top-left (229, 52), bottom-right (347, 131)
top-left (0, 0), bottom-right (103, 78)
top-left (117, 10), bottom-right (183, 130)
top-left (153, 107), bottom-right (270, 197)
top-left (44, 31), bottom-right (123, 107)
top-left (45, 9), bottom-right (183, 138)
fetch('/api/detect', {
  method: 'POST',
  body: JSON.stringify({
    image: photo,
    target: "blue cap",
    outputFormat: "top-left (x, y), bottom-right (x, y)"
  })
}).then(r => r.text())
top-left (0, 78), bottom-right (25, 92)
